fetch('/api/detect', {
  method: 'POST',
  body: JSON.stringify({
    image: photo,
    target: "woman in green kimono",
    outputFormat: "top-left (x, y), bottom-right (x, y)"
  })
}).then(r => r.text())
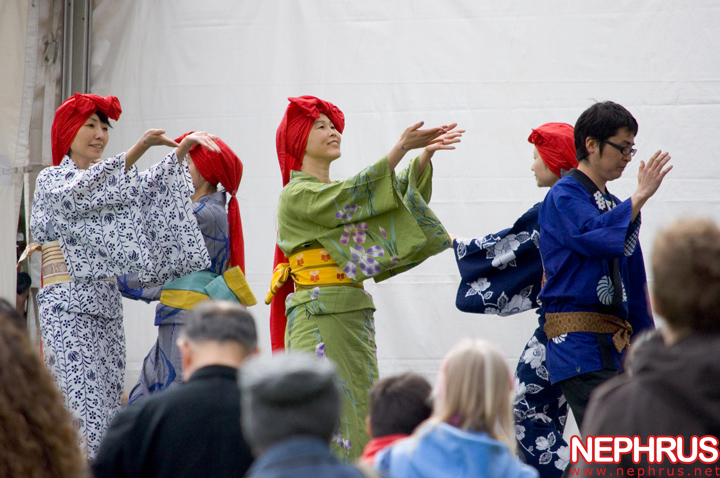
top-left (267, 96), bottom-right (462, 461)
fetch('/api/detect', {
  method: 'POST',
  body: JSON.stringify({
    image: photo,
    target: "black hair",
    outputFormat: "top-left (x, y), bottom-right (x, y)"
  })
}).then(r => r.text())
top-left (369, 372), bottom-right (432, 437)
top-left (574, 101), bottom-right (638, 162)
top-left (95, 110), bottom-right (112, 126)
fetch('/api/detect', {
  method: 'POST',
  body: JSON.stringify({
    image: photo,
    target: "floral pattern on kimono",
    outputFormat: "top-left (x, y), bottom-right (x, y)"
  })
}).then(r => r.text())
top-left (118, 190), bottom-right (231, 402)
top-left (30, 153), bottom-right (210, 458)
top-left (452, 203), bottom-right (569, 478)
top-left (277, 156), bottom-right (449, 462)
top-left (454, 203), bottom-right (542, 315)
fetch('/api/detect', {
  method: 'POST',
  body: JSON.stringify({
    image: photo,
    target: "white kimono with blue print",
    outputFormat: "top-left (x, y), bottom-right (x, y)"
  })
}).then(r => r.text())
top-left (30, 152), bottom-right (210, 458)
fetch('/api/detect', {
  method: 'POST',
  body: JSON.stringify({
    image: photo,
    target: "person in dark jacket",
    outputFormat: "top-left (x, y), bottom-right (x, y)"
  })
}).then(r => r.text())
top-left (576, 218), bottom-right (720, 475)
top-left (92, 301), bottom-right (258, 478)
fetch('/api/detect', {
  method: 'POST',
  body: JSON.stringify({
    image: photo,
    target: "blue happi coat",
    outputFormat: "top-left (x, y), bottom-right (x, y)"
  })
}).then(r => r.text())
top-left (538, 172), bottom-right (654, 384)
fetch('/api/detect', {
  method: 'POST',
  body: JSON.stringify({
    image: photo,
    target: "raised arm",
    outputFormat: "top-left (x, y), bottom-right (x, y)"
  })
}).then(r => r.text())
top-left (630, 150), bottom-right (672, 221)
top-left (125, 129), bottom-right (178, 171)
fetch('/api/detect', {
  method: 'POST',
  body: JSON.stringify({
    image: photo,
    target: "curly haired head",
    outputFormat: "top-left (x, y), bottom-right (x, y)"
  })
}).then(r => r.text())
top-left (0, 300), bottom-right (86, 477)
top-left (652, 218), bottom-right (720, 334)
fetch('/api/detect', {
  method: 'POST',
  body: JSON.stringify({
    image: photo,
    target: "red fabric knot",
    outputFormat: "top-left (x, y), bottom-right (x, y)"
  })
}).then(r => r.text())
top-left (51, 94), bottom-right (122, 166)
top-left (527, 122), bottom-right (577, 178)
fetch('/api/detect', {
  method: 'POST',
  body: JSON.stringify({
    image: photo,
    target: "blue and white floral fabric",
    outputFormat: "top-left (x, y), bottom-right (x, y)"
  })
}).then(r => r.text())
top-left (514, 315), bottom-right (571, 477)
top-left (454, 204), bottom-right (543, 315)
top-left (452, 203), bottom-right (569, 478)
top-left (31, 152), bottom-right (210, 458)
top-left (118, 190), bottom-right (231, 402)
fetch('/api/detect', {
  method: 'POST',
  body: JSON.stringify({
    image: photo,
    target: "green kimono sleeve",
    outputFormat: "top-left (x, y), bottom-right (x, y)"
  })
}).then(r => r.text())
top-left (277, 156), bottom-right (450, 284)
top-left (373, 157), bottom-right (449, 282)
top-left (395, 157), bottom-right (433, 203)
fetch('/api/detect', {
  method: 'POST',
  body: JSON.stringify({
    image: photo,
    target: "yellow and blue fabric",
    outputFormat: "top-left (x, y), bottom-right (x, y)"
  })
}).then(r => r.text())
top-left (117, 191), bottom-right (254, 404)
top-left (161, 266), bottom-right (256, 309)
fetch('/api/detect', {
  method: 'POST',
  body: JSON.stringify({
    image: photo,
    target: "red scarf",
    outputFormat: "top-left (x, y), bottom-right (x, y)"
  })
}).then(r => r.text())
top-left (527, 122), bottom-right (577, 177)
top-left (51, 93), bottom-right (122, 166)
top-left (270, 96), bottom-right (345, 350)
top-left (175, 133), bottom-right (246, 272)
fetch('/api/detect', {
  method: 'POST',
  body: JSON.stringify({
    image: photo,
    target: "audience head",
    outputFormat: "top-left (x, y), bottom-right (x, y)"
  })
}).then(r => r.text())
top-left (652, 218), bottom-right (720, 337)
top-left (239, 352), bottom-right (341, 453)
top-left (178, 301), bottom-right (258, 380)
top-left (0, 299), bottom-right (86, 476)
top-left (0, 295), bottom-right (26, 331)
top-left (368, 372), bottom-right (432, 438)
top-left (528, 122), bottom-right (577, 186)
top-left (431, 338), bottom-right (515, 452)
top-left (574, 101), bottom-right (638, 162)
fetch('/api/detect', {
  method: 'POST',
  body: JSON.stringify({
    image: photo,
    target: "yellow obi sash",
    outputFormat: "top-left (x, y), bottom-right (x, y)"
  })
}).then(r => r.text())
top-left (41, 241), bottom-right (72, 287)
top-left (160, 266), bottom-right (258, 310)
top-left (265, 247), bottom-right (359, 305)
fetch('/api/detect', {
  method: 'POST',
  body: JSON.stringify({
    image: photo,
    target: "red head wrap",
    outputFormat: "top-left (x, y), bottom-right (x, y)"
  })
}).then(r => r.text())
top-left (276, 95), bottom-right (345, 186)
top-left (175, 132), bottom-right (246, 272)
top-left (51, 93), bottom-right (122, 166)
top-left (270, 96), bottom-right (345, 350)
top-left (527, 122), bottom-right (577, 178)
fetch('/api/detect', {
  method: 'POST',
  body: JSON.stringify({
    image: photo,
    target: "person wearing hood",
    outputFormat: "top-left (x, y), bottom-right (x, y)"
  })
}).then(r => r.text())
top-left (375, 338), bottom-right (538, 478)
top-left (576, 218), bottom-right (720, 475)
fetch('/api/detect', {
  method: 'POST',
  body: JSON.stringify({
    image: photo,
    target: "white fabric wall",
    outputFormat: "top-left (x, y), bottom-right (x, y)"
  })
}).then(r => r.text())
top-left (87, 0), bottom-right (720, 399)
top-left (0, 0), bottom-right (32, 303)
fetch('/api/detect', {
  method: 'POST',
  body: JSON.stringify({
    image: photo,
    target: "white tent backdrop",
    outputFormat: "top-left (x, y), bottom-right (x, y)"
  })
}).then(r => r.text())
top-left (85, 0), bottom-right (720, 422)
top-left (0, 0), bottom-right (31, 302)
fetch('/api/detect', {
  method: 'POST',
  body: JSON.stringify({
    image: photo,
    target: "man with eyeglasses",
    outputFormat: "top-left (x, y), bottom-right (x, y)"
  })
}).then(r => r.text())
top-left (537, 101), bottom-right (672, 432)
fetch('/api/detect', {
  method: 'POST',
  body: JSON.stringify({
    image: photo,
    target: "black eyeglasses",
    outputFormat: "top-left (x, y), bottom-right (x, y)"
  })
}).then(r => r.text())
top-left (601, 139), bottom-right (637, 157)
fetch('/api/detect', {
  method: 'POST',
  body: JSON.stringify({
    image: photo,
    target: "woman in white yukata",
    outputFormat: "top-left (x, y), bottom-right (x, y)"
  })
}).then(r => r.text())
top-left (29, 93), bottom-right (215, 458)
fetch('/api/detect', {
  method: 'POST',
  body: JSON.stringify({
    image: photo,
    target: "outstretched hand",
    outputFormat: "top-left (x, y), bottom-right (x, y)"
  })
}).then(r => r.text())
top-left (398, 122), bottom-right (458, 151)
top-left (636, 150), bottom-right (672, 198)
top-left (387, 122), bottom-right (463, 172)
top-left (418, 124), bottom-right (464, 174)
top-left (175, 131), bottom-right (221, 162)
top-left (125, 129), bottom-right (178, 171)
top-left (630, 150), bottom-right (672, 221)
top-left (424, 125), bottom-right (464, 153)
top-left (139, 129), bottom-right (178, 149)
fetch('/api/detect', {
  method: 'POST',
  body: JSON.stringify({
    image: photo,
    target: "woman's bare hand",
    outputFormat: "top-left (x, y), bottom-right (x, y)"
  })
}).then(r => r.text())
top-left (387, 122), bottom-right (462, 172)
top-left (125, 129), bottom-right (178, 171)
top-left (418, 125), bottom-right (464, 174)
top-left (175, 132), bottom-right (221, 162)
top-left (140, 129), bottom-right (178, 149)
